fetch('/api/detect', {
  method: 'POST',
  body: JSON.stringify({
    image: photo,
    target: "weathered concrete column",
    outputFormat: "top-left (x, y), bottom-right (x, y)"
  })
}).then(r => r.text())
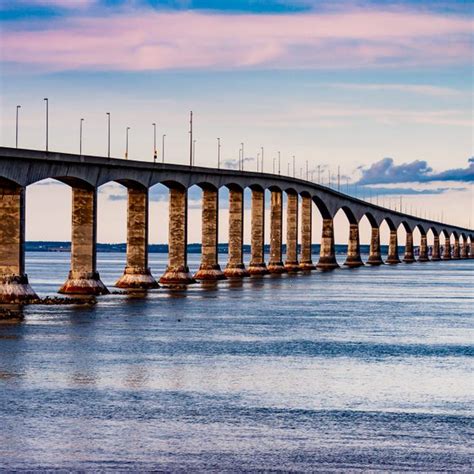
top-left (0, 182), bottom-right (37, 303)
top-left (248, 188), bottom-right (268, 275)
top-left (367, 226), bottom-right (383, 265)
top-left (159, 186), bottom-right (195, 285)
top-left (268, 190), bottom-right (286, 273)
top-left (442, 237), bottom-right (451, 260)
top-left (452, 237), bottom-right (460, 259)
top-left (299, 195), bottom-right (315, 270)
top-left (224, 187), bottom-right (249, 278)
top-left (194, 187), bottom-right (225, 280)
top-left (284, 192), bottom-right (300, 272)
top-left (316, 218), bottom-right (339, 270)
top-left (116, 187), bottom-right (158, 289)
top-left (461, 240), bottom-right (468, 259)
top-left (403, 232), bottom-right (415, 263)
top-left (386, 229), bottom-right (401, 264)
top-left (59, 186), bottom-right (108, 295)
top-left (470, 240), bottom-right (474, 258)
top-left (418, 234), bottom-right (429, 262)
top-left (344, 223), bottom-right (364, 267)
top-left (431, 235), bottom-right (441, 261)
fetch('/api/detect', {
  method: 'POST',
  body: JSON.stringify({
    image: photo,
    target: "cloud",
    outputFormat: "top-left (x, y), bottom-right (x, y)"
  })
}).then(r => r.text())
top-left (12, 0), bottom-right (96, 8)
top-left (357, 157), bottom-right (474, 185)
top-left (222, 156), bottom-right (255, 169)
top-left (356, 185), bottom-right (464, 197)
top-left (1, 8), bottom-right (472, 72)
top-left (330, 83), bottom-right (462, 96)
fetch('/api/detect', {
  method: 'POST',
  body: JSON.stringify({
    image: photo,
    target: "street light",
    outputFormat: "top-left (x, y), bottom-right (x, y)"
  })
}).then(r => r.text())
top-left (278, 151), bottom-right (281, 175)
top-left (217, 138), bottom-right (221, 169)
top-left (257, 153), bottom-right (260, 172)
top-left (43, 98), bottom-right (49, 151)
top-left (193, 139), bottom-right (196, 166)
top-left (125, 126), bottom-right (130, 159)
top-left (152, 123), bottom-right (157, 162)
top-left (106, 112), bottom-right (111, 158)
top-left (292, 155), bottom-right (295, 178)
top-left (15, 105), bottom-right (21, 148)
top-left (241, 142), bottom-right (244, 171)
top-left (79, 118), bottom-right (84, 155)
top-left (261, 146), bottom-right (264, 173)
top-left (162, 134), bottom-right (166, 163)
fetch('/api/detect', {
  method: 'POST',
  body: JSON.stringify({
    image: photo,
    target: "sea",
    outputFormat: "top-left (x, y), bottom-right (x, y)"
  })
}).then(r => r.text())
top-left (0, 251), bottom-right (472, 471)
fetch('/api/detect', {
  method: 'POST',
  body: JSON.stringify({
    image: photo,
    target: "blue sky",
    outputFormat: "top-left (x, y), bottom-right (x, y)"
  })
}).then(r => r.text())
top-left (0, 0), bottom-right (472, 242)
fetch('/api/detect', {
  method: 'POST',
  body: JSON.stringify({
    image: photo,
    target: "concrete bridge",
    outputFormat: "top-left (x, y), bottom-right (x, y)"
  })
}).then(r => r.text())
top-left (0, 146), bottom-right (472, 303)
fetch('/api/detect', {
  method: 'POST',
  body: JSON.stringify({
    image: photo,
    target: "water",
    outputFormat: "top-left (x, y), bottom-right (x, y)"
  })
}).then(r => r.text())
top-left (0, 252), bottom-right (473, 471)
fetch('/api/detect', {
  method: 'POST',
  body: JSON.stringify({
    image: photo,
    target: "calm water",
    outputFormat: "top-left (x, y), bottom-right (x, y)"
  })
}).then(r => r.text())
top-left (0, 252), bottom-right (473, 471)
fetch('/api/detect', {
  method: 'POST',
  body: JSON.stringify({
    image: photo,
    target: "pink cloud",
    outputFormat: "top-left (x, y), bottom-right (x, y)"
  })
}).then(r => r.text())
top-left (1, 9), bottom-right (472, 72)
top-left (14, 0), bottom-right (96, 7)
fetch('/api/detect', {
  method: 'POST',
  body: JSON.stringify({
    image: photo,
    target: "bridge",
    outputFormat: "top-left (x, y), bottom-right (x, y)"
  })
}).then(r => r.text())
top-left (0, 146), bottom-right (472, 303)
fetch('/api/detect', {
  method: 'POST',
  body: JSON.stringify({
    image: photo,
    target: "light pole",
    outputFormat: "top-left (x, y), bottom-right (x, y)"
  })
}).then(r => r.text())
top-left (292, 155), bottom-right (295, 178)
top-left (189, 111), bottom-right (193, 167)
top-left (79, 118), bottom-right (84, 155)
top-left (152, 123), bottom-right (157, 162)
top-left (306, 160), bottom-right (308, 180)
top-left (261, 146), bottom-right (264, 173)
top-left (272, 157), bottom-right (275, 174)
top-left (193, 139), bottom-right (196, 166)
top-left (241, 142), bottom-right (244, 171)
top-left (125, 126), bottom-right (130, 159)
top-left (217, 138), bottom-right (221, 169)
top-left (162, 134), bottom-right (166, 163)
top-left (15, 105), bottom-right (21, 148)
top-left (318, 165), bottom-right (321, 184)
top-left (278, 151), bottom-right (281, 175)
top-left (257, 153), bottom-right (260, 172)
top-left (43, 98), bottom-right (49, 151)
top-left (337, 166), bottom-right (340, 191)
top-left (106, 112), bottom-right (111, 158)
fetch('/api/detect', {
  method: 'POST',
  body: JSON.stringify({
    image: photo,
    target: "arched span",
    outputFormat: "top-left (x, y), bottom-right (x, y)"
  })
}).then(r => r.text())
top-left (441, 229), bottom-right (450, 239)
top-left (451, 230), bottom-right (459, 240)
top-left (0, 177), bottom-right (21, 188)
top-left (398, 221), bottom-right (412, 233)
top-left (334, 205), bottom-right (358, 225)
top-left (427, 226), bottom-right (439, 237)
top-left (359, 211), bottom-right (378, 227)
top-left (161, 180), bottom-right (187, 191)
top-left (381, 217), bottom-right (396, 231)
top-left (225, 183), bottom-right (244, 192)
top-left (249, 183), bottom-right (265, 192)
top-left (48, 176), bottom-right (95, 190)
top-left (196, 182), bottom-right (218, 192)
top-left (312, 195), bottom-right (331, 219)
top-left (414, 223), bottom-right (426, 235)
top-left (112, 179), bottom-right (148, 191)
top-left (268, 184), bottom-right (283, 193)
top-left (284, 186), bottom-right (298, 195)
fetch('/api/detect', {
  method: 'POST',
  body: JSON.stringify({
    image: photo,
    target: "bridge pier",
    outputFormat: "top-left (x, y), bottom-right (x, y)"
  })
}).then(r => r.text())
top-left (248, 188), bottom-right (268, 275)
top-left (418, 234), bottom-right (429, 261)
top-left (452, 237), bottom-right (460, 259)
top-left (160, 187), bottom-right (195, 286)
top-left (224, 188), bottom-right (249, 278)
top-left (386, 229), bottom-right (401, 264)
top-left (367, 226), bottom-right (383, 265)
top-left (268, 190), bottom-right (286, 273)
top-left (116, 187), bottom-right (158, 289)
top-left (470, 241), bottom-right (474, 258)
top-left (344, 223), bottom-right (364, 267)
top-left (59, 186), bottom-right (108, 295)
top-left (0, 183), bottom-right (37, 303)
top-left (194, 187), bottom-right (225, 280)
top-left (431, 235), bottom-right (441, 261)
top-left (442, 238), bottom-right (451, 260)
top-left (461, 240), bottom-right (468, 259)
top-left (299, 195), bottom-right (315, 270)
top-left (285, 192), bottom-right (300, 272)
top-left (317, 218), bottom-right (339, 270)
top-left (403, 231), bottom-right (415, 263)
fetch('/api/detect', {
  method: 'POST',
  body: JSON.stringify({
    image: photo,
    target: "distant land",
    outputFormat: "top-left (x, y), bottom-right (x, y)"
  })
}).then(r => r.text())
top-left (26, 241), bottom-right (394, 254)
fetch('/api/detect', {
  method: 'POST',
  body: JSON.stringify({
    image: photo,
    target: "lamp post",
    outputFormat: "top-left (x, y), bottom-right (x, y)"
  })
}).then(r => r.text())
top-left (193, 139), bottom-right (196, 166)
top-left (217, 137), bottom-right (221, 169)
top-left (278, 151), bottom-right (281, 175)
top-left (162, 134), bottom-right (166, 163)
top-left (15, 105), bottom-right (21, 148)
top-left (106, 112), bottom-right (111, 158)
top-left (241, 142), bottom-right (244, 171)
top-left (79, 118), bottom-right (84, 155)
top-left (261, 146), bottom-right (264, 173)
top-left (152, 123), bottom-right (157, 162)
top-left (125, 126), bottom-right (130, 159)
top-left (337, 166), bottom-right (340, 191)
top-left (189, 111), bottom-right (193, 167)
top-left (257, 153), bottom-right (260, 172)
top-left (43, 98), bottom-right (49, 151)
top-left (292, 155), bottom-right (295, 178)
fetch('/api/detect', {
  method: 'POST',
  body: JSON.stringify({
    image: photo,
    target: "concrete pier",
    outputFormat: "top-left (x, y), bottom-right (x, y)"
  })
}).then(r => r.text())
top-left (248, 188), bottom-right (269, 275)
top-left (344, 223), bottom-right (364, 267)
top-left (461, 239), bottom-right (468, 259)
top-left (299, 195), bottom-right (315, 270)
top-left (284, 192), bottom-right (300, 272)
top-left (0, 182), bottom-right (37, 303)
top-left (59, 186), bottom-right (108, 295)
top-left (470, 241), bottom-right (474, 258)
top-left (159, 186), bottom-right (195, 285)
top-left (403, 231), bottom-right (415, 263)
top-left (116, 187), bottom-right (158, 289)
top-left (431, 235), bottom-right (441, 261)
top-left (452, 237), bottom-right (460, 259)
top-left (194, 187), bottom-right (225, 280)
top-left (268, 190), bottom-right (286, 273)
top-left (442, 237), bottom-right (451, 260)
top-left (386, 229), bottom-right (401, 264)
top-left (317, 218), bottom-right (339, 270)
top-left (418, 234), bottom-right (429, 262)
top-left (367, 226), bottom-right (383, 265)
top-left (224, 187), bottom-right (249, 278)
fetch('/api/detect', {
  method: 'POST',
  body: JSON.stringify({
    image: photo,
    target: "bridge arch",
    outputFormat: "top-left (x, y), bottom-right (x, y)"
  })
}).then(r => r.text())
top-left (311, 195), bottom-right (331, 220)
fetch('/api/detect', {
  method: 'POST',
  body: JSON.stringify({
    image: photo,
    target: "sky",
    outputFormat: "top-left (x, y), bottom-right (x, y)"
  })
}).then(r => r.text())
top-left (0, 0), bottom-right (473, 245)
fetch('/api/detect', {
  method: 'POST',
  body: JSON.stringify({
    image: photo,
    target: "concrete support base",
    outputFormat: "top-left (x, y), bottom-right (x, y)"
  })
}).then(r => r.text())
top-left (115, 266), bottom-right (159, 289)
top-left (247, 263), bottom-right (269, 276)
top-left (284, 261), bottom-right (301, 273)
top-left (418, 256), bottom-right (429, 262)
top-left (159, 266), bottom-right (196, 286)
top-left (386, 257), bottom-right (401, 264)
top-left (367, 256), bottom-right (384, 265)
top-left (316, 257), bottom-right (339, 271)
top-left (268, 261), bottom-right (287, 273)
top-left (0, 274), bottom-right (37, 303)
top-left (431, 256), bottom-right (441, 261)
top-left (59, 271), bottom-right (109, 295)
top-left (299, 260), bottom-right (316, 271)
top-left (224, 264), bottom-right (249, 278)
top-left (194, 264), bottom-right (226, 281)
top-left (344, 257), bottom-right (364, 268)
top-left (403, 256), bottom-right (416, 263)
